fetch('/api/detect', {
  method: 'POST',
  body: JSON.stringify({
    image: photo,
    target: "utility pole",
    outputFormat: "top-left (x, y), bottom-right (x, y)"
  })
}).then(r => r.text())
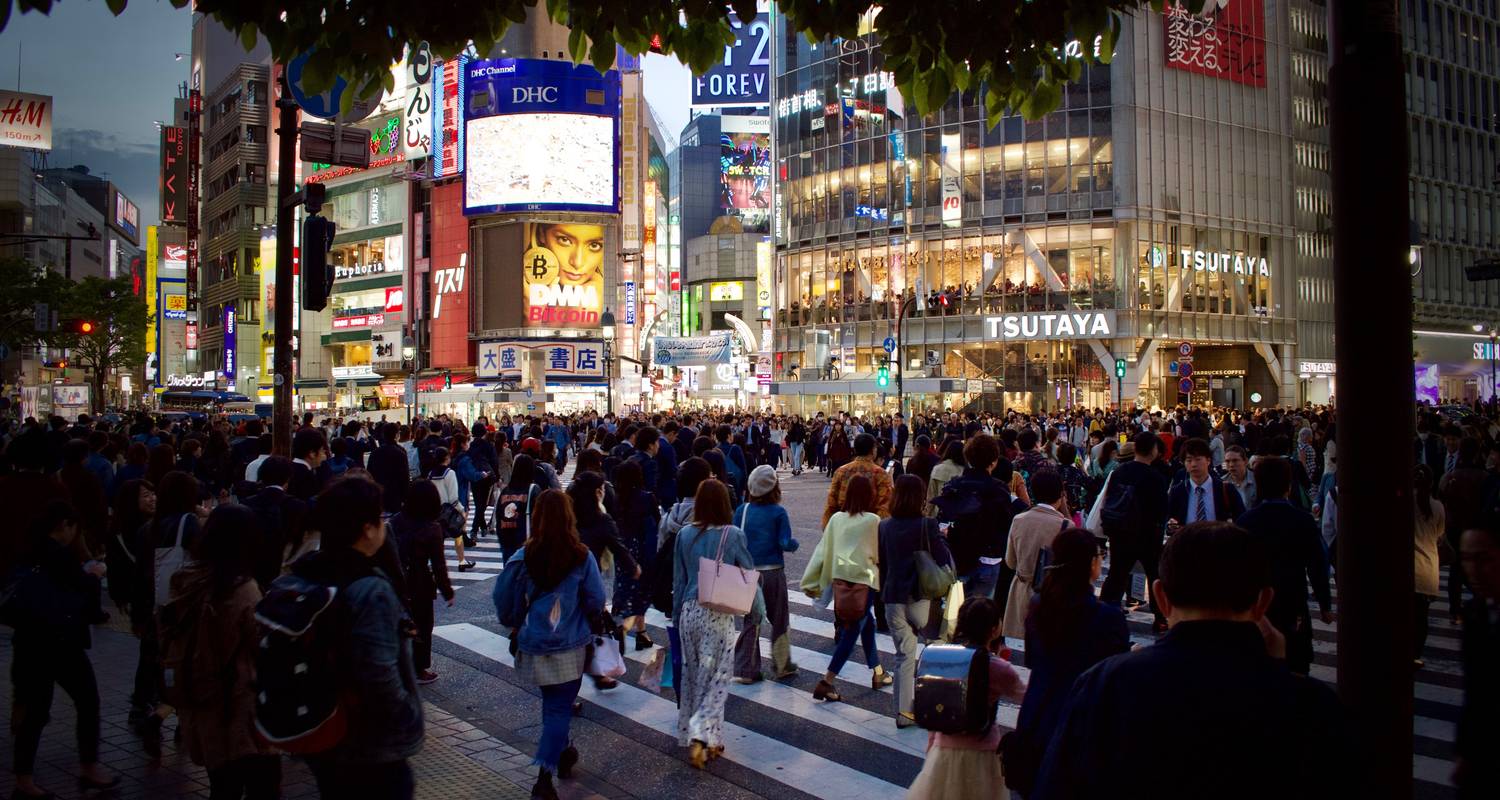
top-left (1329, 2), bottom-right (1413, 795)
top-left (894, 295), bottom-right (916, 418)
top-left (272, 77), bottom-right (298, 457)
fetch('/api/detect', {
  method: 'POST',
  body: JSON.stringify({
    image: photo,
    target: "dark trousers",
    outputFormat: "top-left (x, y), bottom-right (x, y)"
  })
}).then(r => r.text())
top-left (471, 477), bottom-right (496, 532)
top-left (1269, 607), bottom-right (1314, 674)
top-left (132, 619), bottom-right (160, 715)
top-left (208, 754), bottom-right (282, 800)
top-left (411, 592), bottom-right (436, 672)
top-left (1447, 530), bottom-right (1468, 617)
top-left (1415, 594), bottom-right (1433, 660)
top-left (308, 756), bottom-right (413, 800)
top-left (735, 568), bottom-right (792, 678)
top-left (11, 640), bottom-right (101, 775)
top-left (1101, 536), bottom-right (1166, 625)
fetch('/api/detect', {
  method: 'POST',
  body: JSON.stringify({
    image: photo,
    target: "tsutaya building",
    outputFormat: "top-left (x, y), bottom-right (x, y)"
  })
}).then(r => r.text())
top-left (768, 1), bottom-right (1325, 413)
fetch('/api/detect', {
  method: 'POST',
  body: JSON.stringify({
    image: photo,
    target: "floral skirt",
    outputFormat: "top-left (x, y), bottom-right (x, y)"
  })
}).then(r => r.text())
top-left (676, 603), bottom-right (735, 748)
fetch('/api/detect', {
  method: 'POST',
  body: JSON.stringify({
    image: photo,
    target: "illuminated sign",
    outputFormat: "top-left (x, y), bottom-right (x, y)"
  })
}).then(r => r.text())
top-left (855, 205), bottom-right (888, 221)
top-left (334, 261), bottom-right (394, 280)
top-left (1164, 0), bottom-right (1267, 88)
top-left (1474, 343), bottom-right (1499, 361)
top-left (1177, 248), bottom-right (1271, 278)
top-left (709, 282), bottom-right (744, 302)
top-left (940, 132), bottom-right (962, 227)
top-left (163, 293), bottom-right (187, 320)
top-left (332, 312), bottom-right (386, 330)
top-left (984, 311), bottom-right (1117, 340)
top-left (165, 374), bottom-right (208, 388)
top-left (432, 256), bottom-right (465, 319)
top-left (0, 89), bottom-right (52, 150)
top-left (306, 114), bottom-right (405, 183)
top-left (432, 55), bottom-right (467, 178)
top-left (111, 190), bottom-right (140, 243)
top-left (755, 240), bottom-right (772, 320)
top-left (332, 365), bottom-right (379, 379)
top-left (624, 281), bottom-right (636, 325)
top-left (476, 339), bottom-right (605, 381)
top-left (690, 4), bottom-right (771, 108)
top-left (384, 286), bottom-right (405, 314)
top-left (463, 58), bottom-right (621, 215)
top-left (522, 222), bottom-right (604, 329)
top-left (222, 303), bottom-right (237, 382)
top-left (719, 116), bottom-right (770, 233)
top-left (160, 126), bottom-right (186, 224)
top-left (403, 42), bottom-right (433, 159)
top-left (670, 270), bottom-right (681, 292)
top-left (185, 321), bottom-right (197, 350)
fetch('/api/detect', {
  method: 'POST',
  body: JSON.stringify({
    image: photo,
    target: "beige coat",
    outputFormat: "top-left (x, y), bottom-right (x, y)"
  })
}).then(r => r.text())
top-left (173, 577), bottom-right (273, 770)
top-left (925, 460), bottom-right (966, 517)
top-left (1002, 503), bottom-right (1071, 638)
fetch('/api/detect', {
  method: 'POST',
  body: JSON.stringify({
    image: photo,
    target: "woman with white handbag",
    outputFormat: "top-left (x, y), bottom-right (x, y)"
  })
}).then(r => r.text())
top-left (670, 479), bottom-right (764, 769)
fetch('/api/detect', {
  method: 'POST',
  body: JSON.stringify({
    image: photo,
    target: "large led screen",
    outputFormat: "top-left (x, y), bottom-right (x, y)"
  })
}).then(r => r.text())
top-left (719, 117), bottom-right (770, 233)
top-left (466, 114), bottom-right (615, 214)
top-left (522, 221), bottom-right (605, 329)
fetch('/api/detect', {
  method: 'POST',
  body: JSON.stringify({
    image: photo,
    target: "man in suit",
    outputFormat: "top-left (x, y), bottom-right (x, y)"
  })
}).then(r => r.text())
top-left (655, 421), bottom-right (679, 510)
top-left (716, 424), bottom-right (749, 495)
top-left (893, 413), bottom-right (909, 461)
top-left (1234, 456), bottom-right (1334, 675)
top-left (1168, 438), bottom-right (1246, 527)
top-left (1457, 525), bottom-right (1500, 798)
top-left (1033, 522), bottom-right (1349, 800)
top-left (242, 456), bottom-right (308, 587)
top-left (1415, 416), bottom-right (1447, 473)
top-left (1098, 431), bottom-right (1172, 631)
top-left (289, 428), bottom-right (330, 502)
top-left (670, 421), bottom-right (695, 465)
top-left (368, 423), bottom-right (412, 515)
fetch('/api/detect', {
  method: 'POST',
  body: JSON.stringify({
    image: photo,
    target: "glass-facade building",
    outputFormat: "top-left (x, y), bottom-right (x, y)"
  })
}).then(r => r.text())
top-left (770, 4), bottom-right (1314, 414)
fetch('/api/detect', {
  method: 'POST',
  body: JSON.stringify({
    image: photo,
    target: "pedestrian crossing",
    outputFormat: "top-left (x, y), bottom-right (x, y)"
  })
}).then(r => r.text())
top-left (431, 552), bottom-right (1466, 798)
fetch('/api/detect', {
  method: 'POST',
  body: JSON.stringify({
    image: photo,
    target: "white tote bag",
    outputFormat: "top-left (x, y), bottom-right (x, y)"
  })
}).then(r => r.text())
top-left (153, 514), bottom-right (191, 608)
top-left (586, 633), bottom-right (628, 678)
top-left (696, 526), bottom-right (760, 616)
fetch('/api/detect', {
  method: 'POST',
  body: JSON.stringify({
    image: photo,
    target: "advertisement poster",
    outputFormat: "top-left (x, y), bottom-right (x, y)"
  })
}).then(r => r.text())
top-left (160, 126), bottom-right (186, 224)
top-left (463, 58), bottom-right (621, 215)
top-left (1163, 0), bottom-right (1267, 88)
top-left (522, 221), bottom-right (605, 329)
top-left (1415, 363), bottom-right (1441, 407)
top-left (222, 302), bottom-right (237, 383)
top-left (690, 2), bottom-right (772, 108)
top-left (653, 333), bottom-right (733, 367)
top-left (431, 55), bottom-right (467, 179)
top-left (719, 116), bottom-right (771, 233)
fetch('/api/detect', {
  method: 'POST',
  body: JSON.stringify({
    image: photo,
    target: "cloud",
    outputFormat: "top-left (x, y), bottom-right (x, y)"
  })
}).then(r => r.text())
top-left (48, 128), bottom-right (162, 230)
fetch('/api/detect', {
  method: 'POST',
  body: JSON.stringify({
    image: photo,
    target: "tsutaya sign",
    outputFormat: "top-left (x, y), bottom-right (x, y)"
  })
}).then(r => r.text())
top-left (985, 310), bottom-right (1117, 340)
top-left (1178, 248), bottom-right (1271, 278)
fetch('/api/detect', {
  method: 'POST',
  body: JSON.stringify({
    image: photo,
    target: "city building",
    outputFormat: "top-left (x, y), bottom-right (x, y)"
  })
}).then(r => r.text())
top-left (770, 2), bottom-right (1313, 414)
top-left (1401, 0), bottom-right (1500, 404)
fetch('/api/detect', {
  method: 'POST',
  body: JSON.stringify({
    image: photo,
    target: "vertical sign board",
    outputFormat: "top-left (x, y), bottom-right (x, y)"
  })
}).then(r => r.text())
top-left (619, 71), bottom-right (642, 252)
top-left (222, 302), bottom-right (237, 384)
top-left (145, 227), bottom-right (158, 382)
top-left (186, 89), bottom-right (202, 316)
top-left (1163, 0), bottom-right (1267, 87)
top-left (755, 239), bottom-right (772, 320)
top-left (689, 2), bottom-right (772, 108)
top-left (403, 42), bottom-right (433, 160)
top-left (160, 126), bottom-right (187, 224)
top-left (940, 132), bottom-right (962, 227)
top-left (431, 56), bottom-right (467, 179)
top-left (642, 180), bottom-right (657, 296)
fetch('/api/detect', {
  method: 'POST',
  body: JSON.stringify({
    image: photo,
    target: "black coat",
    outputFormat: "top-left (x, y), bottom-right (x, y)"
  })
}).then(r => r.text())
top-left (877, 515), bottom-right (953, 605)
top-left (1033, 621), bottom-right (1347, 800)
top-left (242, 486), bottom-right (308, 589)
top-left (1459, 597), bottom-right (1500, 796)
top-left (368, 444), bottom-right (412, 514)
top-left (388, 512), bottom-right (454, 602)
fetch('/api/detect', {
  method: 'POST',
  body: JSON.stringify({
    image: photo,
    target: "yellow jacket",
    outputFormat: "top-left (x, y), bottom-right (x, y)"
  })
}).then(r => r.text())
top-left (801, 511), bottom-right (881, 594)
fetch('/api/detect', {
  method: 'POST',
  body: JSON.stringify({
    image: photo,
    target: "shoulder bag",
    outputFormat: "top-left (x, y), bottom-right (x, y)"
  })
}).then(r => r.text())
top-left (912, 519), bottom-right (957, 601)
top-left (696, 526), bottom-right (760, 616)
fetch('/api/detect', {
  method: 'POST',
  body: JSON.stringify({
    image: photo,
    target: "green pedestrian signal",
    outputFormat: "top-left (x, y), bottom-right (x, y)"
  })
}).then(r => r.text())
top-left (1114, 359), bottom-right (1127, 378)
top-left (876, 365), bottom-right (890, 388)
top-left (444, 370), bottom-right (452, 389)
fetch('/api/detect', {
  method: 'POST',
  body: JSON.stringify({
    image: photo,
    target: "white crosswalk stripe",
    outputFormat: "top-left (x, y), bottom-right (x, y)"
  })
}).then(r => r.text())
top-left (432, 571), bottom-right (1464, 796)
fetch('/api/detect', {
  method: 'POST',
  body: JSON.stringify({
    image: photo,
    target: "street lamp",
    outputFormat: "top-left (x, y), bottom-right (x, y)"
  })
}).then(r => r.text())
top-left (600, 308), bottom-right (616, 416)
top-left (402, 333), bottom-right (416, 426)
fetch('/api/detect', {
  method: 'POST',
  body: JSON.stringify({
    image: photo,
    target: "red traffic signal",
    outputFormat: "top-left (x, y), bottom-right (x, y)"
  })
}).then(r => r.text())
top-left (60, 319), bottom-right (96, 334)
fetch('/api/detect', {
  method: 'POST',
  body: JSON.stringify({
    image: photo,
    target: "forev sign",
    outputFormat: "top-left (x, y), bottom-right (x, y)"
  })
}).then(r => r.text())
top-left (985, 310), bottom-right (1117, 340)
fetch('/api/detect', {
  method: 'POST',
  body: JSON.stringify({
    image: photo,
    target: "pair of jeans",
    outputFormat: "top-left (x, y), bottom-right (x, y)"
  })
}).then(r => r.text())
top-left (308, 757), bottom-right (413, 800)
top-left (207, 754), bottom-right (281, 800)
top-left (735, 568), bottom-right (793, 678)
top-left (886, 599), bottom-right (931, 719)
top-left (789, 442), bottom-right (804, 471)
top-left (536, 679), bottom-right (583, 772)
top-left (10, 640), bottom-right (100, 775)
top-left (962, 562), bottom-right (1003, 602)
top-left (827, 591), bottom-right (880, 676)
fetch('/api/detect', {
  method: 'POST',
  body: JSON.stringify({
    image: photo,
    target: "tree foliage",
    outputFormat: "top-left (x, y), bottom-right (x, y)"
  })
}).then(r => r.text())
top-left (1, 0), bottom-right (1208, 122)
top-left (57, 275), bottom-right (152, 412)
top-left (0, 257), bottom-right (72, 353)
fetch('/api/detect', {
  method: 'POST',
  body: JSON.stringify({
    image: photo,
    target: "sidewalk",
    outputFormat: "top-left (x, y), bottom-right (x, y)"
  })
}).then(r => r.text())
top-left (0, 620), bottom-right (537, 800)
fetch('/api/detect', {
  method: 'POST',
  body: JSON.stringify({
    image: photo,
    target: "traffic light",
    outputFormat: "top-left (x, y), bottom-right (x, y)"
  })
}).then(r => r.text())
top-left (60, 318), bottom-right (97, 335)
top-left (1114, 358), bottom-right (1127, 379)
top-left (876, 365), bottom-right (890, 388)
top-left (301, 213), bottom-right (337, 312)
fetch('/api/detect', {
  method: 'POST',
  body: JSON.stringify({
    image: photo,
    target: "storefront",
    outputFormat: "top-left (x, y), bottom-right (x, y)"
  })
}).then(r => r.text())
top-left (1414, 330), bottom-right (1500, 405)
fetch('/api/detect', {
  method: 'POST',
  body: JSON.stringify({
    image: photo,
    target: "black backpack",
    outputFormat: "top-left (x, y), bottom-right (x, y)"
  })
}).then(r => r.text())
top-left (252, 571), bottom-right (347, 754)
top-left (1099, 479), bottom-right (1144, 538)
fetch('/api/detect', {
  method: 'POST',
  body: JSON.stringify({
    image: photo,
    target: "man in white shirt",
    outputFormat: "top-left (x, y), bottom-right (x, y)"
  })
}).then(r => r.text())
top-left (1168, 438), bottom-right (1245, 529)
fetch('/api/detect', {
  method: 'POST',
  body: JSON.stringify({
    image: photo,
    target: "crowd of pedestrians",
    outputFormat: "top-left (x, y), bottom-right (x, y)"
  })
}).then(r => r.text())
top-left (1, 401), bottom-right (1499, 800)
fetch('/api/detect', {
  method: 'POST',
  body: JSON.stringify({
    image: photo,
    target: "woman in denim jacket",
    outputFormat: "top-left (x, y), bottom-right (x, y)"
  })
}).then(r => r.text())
top-left (502, 489), bottom-right (606, 800)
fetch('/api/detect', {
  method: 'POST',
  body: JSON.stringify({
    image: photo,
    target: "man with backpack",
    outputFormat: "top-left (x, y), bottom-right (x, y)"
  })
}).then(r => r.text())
top-left (256, 475), bottom-right (423, 798)
top-left (932, 433), bottom-right (1014, 604)
top-left (1096, 431), bottom-right (1172, 631)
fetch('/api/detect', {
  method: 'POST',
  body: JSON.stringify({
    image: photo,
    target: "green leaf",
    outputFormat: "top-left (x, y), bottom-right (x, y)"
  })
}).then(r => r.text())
top-left (568, 26), bottom-right (589, 64)
top-left (1018, 78), bottom-right (1061, 120)
top-left (924, 68), bottom-right (950, 115)
top-left (239, 23), bottom-right (258, 52)
top-left (105, 0), bottom-right (127, 15)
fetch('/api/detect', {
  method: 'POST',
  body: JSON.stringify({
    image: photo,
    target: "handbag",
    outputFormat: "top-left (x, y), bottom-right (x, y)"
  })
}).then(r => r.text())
top-left (696, 526), bottom-right (760, 616)
top-left (832, 579), bottom-right (869, 623)
top-left (154, 514), bottom-right (191, 608)
top-left (438, 503), bottom-right (466, 537)
top-left (912, 520), bottom-right (956, 600)
top-left (585, 633), bottom-right (627, 678)
top-left (637, 648), bottom-right (667, 691)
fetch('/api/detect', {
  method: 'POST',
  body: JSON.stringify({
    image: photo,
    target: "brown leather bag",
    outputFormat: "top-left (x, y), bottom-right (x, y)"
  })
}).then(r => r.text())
top-left (832, 579), bottom-right (869, 623)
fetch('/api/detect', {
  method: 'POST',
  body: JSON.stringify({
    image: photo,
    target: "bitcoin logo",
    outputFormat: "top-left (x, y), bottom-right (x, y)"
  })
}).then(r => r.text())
top-left (522, 246), bottom-right (559, 285)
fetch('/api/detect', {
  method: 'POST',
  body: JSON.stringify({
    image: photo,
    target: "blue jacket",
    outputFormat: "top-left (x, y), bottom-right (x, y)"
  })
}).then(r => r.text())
top-left (655, 445), bottom-right (679, 508)
top-left (453, 453), bottom-right (486, 507)
top-left (671, 523), bottom-right (763, 622)
top-left (628, 450), bottom-right (660, 504)
top-left (734, 502), bottom-right (798, 568)
top-left (503, 550), bottom-right (607, 656)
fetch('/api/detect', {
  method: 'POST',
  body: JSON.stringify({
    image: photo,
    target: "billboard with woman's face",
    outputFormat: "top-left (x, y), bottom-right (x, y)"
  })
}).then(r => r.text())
top-left (523, 221), bottom-right (605, 329)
